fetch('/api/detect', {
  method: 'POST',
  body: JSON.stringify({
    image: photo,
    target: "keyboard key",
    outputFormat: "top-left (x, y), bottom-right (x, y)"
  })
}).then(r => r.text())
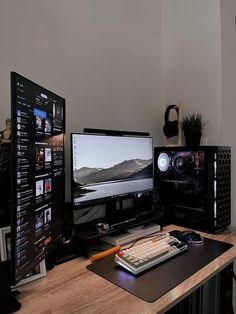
top-left (115, 233), bottom-right (188, 275)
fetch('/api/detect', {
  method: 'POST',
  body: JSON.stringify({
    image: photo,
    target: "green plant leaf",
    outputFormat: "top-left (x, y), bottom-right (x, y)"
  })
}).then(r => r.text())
top-left (182, 113), bottom-right (208, 133)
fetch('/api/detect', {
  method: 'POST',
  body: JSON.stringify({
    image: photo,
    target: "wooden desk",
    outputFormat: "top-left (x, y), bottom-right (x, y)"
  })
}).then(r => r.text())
top-left (16, 225), bottom-right (236, 314)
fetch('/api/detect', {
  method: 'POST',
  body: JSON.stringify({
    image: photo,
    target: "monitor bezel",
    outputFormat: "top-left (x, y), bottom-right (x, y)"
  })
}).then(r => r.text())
top-left (11, 72), bottom-right (66, 285)
top-left (70, 132), bottom-right (154, 209)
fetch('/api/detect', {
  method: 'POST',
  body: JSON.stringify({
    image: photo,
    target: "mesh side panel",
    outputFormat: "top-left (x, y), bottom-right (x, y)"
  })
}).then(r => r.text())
top-left (216, 148), bottom-right (231, 229)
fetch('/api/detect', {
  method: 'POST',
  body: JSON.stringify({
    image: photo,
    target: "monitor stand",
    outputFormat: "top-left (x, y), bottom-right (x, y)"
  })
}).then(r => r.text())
top-left (0, 261), bottom-right (21, 313)
top-left (101, 223), bottom-right (161, 246)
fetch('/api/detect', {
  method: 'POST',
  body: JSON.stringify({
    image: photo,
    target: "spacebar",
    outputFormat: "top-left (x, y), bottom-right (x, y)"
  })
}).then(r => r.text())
top-left (147, 249), bottom-right (170, 261)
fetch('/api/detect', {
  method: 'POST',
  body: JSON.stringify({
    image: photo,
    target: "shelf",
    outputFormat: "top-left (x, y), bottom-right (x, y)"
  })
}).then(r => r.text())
top-left (75, 212), bottom-right (162, 241)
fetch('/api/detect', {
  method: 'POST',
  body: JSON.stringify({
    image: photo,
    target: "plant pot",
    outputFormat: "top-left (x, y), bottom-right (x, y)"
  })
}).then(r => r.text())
top-left (184, 131), bottom-right (202, 147)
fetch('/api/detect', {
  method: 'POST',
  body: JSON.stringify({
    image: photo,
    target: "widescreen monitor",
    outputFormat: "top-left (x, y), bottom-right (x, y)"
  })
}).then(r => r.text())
top-left (11, 72), bottom-right (65, 285)
top-left (71, 133), bottom-right (153, 207)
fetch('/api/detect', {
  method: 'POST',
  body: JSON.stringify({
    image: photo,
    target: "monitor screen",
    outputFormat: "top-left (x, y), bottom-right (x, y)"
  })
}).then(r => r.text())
top-left (11, 72), bottom-right (65, 284)
top-left (71, 133), bottom-right (153, 207)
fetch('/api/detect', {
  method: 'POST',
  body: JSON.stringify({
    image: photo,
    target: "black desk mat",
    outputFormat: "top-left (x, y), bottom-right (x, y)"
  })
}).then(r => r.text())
top-left (87, 237), bottom-right (233, 302)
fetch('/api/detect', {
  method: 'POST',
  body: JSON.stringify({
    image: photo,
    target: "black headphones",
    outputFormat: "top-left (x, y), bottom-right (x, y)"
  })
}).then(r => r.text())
top-left (163, 105), bottom-right (179, 138)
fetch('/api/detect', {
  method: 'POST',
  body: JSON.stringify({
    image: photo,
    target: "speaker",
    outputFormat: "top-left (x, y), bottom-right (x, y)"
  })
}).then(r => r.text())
top-left (154, 146), bottom-right (231, 233)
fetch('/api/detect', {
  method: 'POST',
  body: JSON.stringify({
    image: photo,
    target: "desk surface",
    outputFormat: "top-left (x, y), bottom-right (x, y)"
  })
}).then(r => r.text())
top-left (17, 225), bottom-right (236, 314)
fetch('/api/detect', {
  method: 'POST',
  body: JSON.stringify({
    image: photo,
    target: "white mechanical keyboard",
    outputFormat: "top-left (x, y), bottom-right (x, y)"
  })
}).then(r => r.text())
top-left (115, 233), bottom-right (187, 275)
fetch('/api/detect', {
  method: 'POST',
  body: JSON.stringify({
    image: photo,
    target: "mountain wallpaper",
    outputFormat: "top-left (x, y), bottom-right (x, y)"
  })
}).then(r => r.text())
top-left (74, 158), bottom-right (153, 185)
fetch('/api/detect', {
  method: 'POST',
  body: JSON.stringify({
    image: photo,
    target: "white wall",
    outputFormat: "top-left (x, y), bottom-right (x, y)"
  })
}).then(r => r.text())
top-left (163, 2), bottom-right (236, 309)
top-left (162, 0), bottom-right (222, 145)
top-left (221, 0), bottom-right (236, 227)
top-left (162, 0), bottom-right (236, 227)
top-left (220, 1), bottom-right (236, 311)
top-left (0, 0), bottom-right (235, 309)
top-left (0, 0), bottom-right (163, 200)
top-left (1, 0), bottom-right (235, 219)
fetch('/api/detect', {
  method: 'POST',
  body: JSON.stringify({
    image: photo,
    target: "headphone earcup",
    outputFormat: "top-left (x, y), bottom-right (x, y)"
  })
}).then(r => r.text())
top-left (163, 120), bottom-right (178, 137)
top-left (163, 105), bottom-right (179, 138)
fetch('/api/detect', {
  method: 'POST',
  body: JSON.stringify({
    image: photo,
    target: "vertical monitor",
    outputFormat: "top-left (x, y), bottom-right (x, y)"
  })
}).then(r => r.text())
top-left (71, 133), bottom-right (153, 207)
top-left (11, 72), bottom-right (65, 284)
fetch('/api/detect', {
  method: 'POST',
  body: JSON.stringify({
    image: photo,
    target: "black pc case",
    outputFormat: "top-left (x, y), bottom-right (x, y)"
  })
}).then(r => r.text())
top-left (154, 146), bottom-right (231, 233)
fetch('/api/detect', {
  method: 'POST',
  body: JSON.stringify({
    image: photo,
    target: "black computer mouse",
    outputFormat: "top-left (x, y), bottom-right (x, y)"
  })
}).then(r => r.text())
top-left (177, 231), bottom-right (204, 244)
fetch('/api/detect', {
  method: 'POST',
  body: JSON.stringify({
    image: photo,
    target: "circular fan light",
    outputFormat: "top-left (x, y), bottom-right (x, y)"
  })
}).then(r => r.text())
top-left (157, 153), bottom-right (169, 172)
top-left (173, 156), bottom-right (187, 171)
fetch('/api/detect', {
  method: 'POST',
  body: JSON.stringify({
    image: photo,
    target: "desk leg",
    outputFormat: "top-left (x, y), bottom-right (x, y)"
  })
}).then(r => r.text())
top-left (166, 263), bottom-right (234, 314)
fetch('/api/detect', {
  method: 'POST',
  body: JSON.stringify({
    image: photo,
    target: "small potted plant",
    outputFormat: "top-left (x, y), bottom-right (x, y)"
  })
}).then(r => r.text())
top-left (182, 113), bottom-right (208, 147)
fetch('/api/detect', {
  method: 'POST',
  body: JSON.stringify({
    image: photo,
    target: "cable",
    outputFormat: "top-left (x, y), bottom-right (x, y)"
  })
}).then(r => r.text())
top-left (88, 248), bottom-right (105, 260)
top-left (62, 227), bottom-right (75, 245)
top-left (89, 246), bottom-right (121, 262)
